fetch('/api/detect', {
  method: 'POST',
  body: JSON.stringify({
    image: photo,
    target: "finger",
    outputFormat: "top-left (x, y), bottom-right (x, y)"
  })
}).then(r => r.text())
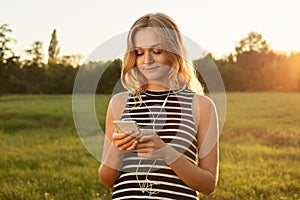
top-left (114, 134), bottom-right (135, 147)
top-left (113, 131), bottom-right (140, 140)
top-left (126, 140), bottom-right (138, 151)
top-left (119, 138), bottom-right (137, 150)
top-left (114, 128), bottom-right (119, 133)
top-left (131, 131), bottom-right (142, 138)
top-left (135, 142), bottom-right (152, 149)
top-left (112, 132), bottom-right (124, 140)
top-left (138, 136), bottom-right (154, 143)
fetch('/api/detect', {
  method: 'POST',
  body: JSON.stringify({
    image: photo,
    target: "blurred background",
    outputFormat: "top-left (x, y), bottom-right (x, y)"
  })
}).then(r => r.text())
top-left (0, 0), bottom-right (299, 199)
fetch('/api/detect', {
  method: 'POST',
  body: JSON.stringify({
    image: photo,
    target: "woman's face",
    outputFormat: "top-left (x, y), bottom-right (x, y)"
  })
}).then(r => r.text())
top-left (133, 28), bottom-right (173, 89)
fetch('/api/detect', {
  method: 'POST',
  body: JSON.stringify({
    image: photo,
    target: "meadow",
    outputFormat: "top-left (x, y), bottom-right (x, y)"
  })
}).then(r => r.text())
top-left (0, 93), bottom-right (299, 200)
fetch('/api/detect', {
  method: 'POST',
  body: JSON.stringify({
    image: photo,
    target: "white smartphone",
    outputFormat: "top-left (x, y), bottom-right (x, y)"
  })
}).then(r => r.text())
top-left (113, 120), bottom-right (140, 133)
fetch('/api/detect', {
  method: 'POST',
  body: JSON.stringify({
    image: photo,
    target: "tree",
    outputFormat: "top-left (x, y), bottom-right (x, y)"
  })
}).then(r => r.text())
top-left (97, 59), bottom-right (122, 94)
top-left (48, 29), bottom-right (60, 65)
top-left (60, 54), bottom-right (83, 68)
top-left (235, 31), bottom-right (270, 55)
top-left (25, 41), bottom-right (44, 67)
top-left (0, 24), bottom-right (15, 63)
top-left (234, 32), bottom-right (272, 70)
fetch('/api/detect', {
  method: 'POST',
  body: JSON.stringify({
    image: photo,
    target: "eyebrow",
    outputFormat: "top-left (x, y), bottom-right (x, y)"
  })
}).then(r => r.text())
top-left (134, 43), bottom-right (161, 49)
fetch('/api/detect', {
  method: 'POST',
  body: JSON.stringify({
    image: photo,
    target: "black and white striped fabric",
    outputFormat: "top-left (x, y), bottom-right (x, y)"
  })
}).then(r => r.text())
top-left (112, 88), bottom-right (198, 200)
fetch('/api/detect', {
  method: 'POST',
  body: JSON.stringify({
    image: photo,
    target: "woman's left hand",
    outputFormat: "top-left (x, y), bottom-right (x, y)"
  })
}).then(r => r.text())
top-left (135, 130), bottom-right (166, 158)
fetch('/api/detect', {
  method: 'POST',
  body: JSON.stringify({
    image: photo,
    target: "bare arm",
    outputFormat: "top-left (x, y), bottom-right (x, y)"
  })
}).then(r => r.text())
top-left (166, 95), bottom-right (219, 194)
top-left (98, 98), bottom-right (122, 188)
top-left (98, 92), bottom-right (137, 188)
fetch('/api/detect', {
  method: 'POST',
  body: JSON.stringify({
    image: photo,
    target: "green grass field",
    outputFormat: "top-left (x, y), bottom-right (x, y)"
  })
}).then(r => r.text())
top-left (0, 93), bottom-right (299, 200)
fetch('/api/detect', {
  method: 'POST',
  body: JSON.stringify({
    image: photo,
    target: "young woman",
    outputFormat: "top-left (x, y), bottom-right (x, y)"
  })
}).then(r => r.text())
top-left (99, 12), bottom-right (219, 199)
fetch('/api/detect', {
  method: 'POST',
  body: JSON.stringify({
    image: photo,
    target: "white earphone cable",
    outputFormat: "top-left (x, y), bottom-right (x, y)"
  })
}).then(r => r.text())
top-left (135, 89), bottom-right (171, 195)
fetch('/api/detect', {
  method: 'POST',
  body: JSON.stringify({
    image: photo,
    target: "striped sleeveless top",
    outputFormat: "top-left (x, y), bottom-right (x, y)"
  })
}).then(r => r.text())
top-left (112, 88), bottom-right (198, 200)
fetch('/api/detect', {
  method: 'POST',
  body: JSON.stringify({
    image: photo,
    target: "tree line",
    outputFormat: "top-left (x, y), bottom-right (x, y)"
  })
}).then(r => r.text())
top-left (197, 32), bottom-right (300, 92)
top-left (0, 24), bottom-right (299, 94)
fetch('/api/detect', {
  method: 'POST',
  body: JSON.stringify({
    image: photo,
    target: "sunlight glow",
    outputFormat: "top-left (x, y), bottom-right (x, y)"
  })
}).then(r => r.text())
top-left (1, 0), bottom-right (299, 60)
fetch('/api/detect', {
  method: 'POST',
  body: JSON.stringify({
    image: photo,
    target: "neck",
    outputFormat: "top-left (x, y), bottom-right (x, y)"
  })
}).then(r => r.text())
top-left (147, 82), bottom-right (170, 91)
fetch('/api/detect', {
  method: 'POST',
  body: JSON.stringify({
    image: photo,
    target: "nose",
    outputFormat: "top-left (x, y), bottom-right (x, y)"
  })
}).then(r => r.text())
top-left (144, 51), bottom-right (153, 64)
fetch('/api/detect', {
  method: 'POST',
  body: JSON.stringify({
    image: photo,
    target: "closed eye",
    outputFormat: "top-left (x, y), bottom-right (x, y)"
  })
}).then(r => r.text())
top-left (153, 49), bottom-right (161, 54)
top-left (135, 50), bottom-right (144, 56)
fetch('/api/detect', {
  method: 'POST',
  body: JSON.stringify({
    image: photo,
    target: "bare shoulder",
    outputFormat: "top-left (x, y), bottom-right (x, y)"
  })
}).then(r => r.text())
top-left (192, 94), bottom-right (216, 128)
top-left (110, 92), bottom-right (130, 106)
top-left (193, 94), bottom-right (215, 112)
top-left (195, 94), bottom-right (215, 110)
top-left (109, 92), bottom-right (130, 120)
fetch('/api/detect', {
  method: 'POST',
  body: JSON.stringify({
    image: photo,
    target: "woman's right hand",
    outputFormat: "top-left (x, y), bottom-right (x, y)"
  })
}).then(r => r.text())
top-left (112, 129), bottom-right (139, 151)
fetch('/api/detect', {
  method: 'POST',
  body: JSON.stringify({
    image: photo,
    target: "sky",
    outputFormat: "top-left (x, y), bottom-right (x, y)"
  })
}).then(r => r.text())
top-left (1, 0), bottom-right (300, 62)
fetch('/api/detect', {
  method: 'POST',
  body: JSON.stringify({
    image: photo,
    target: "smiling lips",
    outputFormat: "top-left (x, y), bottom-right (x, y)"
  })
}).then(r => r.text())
top-left (145, 66), bottom-right (159, 71)
top-left (143, 64), bottom-right (160, 72)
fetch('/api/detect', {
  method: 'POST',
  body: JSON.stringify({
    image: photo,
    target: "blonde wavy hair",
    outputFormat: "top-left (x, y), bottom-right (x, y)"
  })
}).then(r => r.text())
top-left (121, 12), bottom-right (203, 96)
